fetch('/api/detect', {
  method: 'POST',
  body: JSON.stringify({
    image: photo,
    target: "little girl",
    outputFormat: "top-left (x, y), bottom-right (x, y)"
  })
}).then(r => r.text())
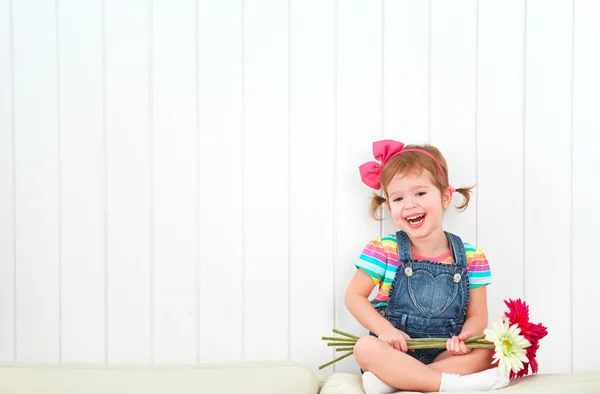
top-left (346, 140), bottom-right (510, 393)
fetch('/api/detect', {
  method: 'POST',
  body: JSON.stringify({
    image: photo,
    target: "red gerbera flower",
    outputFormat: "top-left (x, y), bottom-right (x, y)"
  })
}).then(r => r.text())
top-left (504, 298), bottom-right (530, 327)
top-left (503, 299), bottom-right (548, 379)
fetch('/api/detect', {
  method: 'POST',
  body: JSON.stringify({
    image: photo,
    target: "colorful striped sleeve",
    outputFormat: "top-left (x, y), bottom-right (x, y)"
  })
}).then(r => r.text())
top-left (464, 243), bottom-right (492, 289)
top-left (355, 238), bottom-right (388, 284)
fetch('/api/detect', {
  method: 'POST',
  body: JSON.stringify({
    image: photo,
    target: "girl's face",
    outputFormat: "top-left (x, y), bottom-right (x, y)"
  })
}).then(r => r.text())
top-left (385, 170), bottom-right (452, 240)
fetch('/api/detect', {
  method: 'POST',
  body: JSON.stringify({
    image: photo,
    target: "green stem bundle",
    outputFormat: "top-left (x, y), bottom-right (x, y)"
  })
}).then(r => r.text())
top-left (318, 329), bottom-right (493, 370)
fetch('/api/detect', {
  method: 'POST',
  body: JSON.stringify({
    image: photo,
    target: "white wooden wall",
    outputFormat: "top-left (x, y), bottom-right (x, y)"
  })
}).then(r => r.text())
top-left (1, 0), bottom-right (599, 376)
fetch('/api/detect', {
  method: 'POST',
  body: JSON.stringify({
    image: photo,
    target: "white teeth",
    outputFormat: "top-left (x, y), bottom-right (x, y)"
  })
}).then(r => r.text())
top-left (406, 214), bottom-right (424, 220)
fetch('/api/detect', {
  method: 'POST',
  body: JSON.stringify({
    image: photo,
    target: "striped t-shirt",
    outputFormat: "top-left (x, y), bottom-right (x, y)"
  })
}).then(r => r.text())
top-left (356, 233), bottom-right (492, 308)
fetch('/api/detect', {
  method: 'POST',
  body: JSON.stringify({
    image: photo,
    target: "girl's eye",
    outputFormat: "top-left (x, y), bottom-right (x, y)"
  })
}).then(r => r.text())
top-left (393, 197), bottom-right (403, 202)
top-left (416, 192), bottom-right (426, 197)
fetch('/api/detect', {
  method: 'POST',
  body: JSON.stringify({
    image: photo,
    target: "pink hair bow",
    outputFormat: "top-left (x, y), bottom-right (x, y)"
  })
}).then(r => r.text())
top-left (358, 140), bottom-right (405, 190)
top-left (359, 139), bottom-right (455, 192)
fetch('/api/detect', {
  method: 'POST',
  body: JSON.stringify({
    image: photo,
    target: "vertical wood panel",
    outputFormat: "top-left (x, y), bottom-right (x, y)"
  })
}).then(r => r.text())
top-left (197, 0), bottom-right (243, 363)
top-left (573, 0), bottom-right (600, 373)
top-left (5, 0), bottom-right (600, 371)
top-left (430, 0), bottom-right (477, 243)
top-left (58, 0), bottom-right (105, 363)
top-left (105, 0), bottom-right (151, 364)
top-left (476, 0), bottom-right (525, 322)
top-left (0, 0), bottom-right (15, 362)
top-left (382, 0), bottom-right (430, 236)
top-left (289, 0), bottom-right (335, 371)
top-left (243, 0), bottom-right (289, 361)
top-left (383, 0), bottom-right (429, 141)
top-left (525, 0), bottom-right (573, 374)
top-left (336, 0), bottom-right (383, 373)
top-left (13, 0), bottom-right (60, 362)
top-left (152, 0), bottom-right (196, 365)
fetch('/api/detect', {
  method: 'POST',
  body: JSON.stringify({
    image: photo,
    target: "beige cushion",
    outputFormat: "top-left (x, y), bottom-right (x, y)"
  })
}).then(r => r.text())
top-left (318, 371), bottom-right (600, 394)
top-left (318, 373), bottom-right (365, 394)
top-left (0, 361), bottom-right (319, 394)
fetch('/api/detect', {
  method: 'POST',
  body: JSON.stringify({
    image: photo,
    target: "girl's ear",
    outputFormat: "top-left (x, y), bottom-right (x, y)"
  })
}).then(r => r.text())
top-left (442, 186), bottom-right (453, 209)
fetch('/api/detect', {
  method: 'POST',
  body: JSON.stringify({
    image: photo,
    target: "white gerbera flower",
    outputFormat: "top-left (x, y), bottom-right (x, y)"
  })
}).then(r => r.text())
top-left (484, 319), bottom-right (531, 376)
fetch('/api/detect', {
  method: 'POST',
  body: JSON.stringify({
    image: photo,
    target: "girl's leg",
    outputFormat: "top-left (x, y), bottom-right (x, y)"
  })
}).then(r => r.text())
top-left (428, 349), bottom-right (496, 375)
top-left (354, 336), bottom-right (442, 392)
top-left (356, 339), bottom-right (509, 393)
top-left (428, 349), bottom-right (509, 391)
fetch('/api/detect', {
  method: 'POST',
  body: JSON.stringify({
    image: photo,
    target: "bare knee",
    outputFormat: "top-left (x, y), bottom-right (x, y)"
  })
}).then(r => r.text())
top-left (354, 336), bottom-right (384, 369)
top-left (473, 348), bottom-right (495, 369)
top-left (463, 348), bottom-right (496, 374)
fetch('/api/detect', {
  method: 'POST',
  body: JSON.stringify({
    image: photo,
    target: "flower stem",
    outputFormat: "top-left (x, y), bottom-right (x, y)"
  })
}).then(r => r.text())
top-left (318, 329), bottom-right (499, 369)
top-left (333, 329), bottom-right (361, 340)
top-left (406, 343), bottom-right (494, 349)
top-left (318, 350), bottom-right (354, 370)
top-left (327, 342), bottom-right (357, 346)
top-left (465, 334), bottom-right (486, 343)
top-left (405, 338), bottom-right (446, 344)
top-left (464, 343), bottom-right (495, 349)
top-left (321, 336), bottom-right (358, 342)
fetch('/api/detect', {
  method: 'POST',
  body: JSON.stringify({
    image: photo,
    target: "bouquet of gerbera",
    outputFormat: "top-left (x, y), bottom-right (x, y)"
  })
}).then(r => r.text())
top-left (319, 298), bottom-right (548, 380)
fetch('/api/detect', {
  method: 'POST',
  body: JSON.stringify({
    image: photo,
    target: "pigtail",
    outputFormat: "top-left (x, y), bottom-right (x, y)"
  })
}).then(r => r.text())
top-left (454, 185), bottom-right (475, 212)
top-left (370, 192), bottom-right (387, 221)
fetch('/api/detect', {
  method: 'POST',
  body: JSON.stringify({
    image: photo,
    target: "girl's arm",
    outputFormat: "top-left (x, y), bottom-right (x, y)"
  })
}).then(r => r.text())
top-left (344, 269), bottom-right (395, 336)
top-left (345, 269), bottom-right (414, 352)
top-left (461, 286), bottom-right (489, 335)
top-left (447, 286), bottom-right (489, 354)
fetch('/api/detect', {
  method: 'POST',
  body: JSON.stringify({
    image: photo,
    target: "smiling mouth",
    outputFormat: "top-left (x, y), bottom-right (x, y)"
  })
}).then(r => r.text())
top-left (405, 214), bottom-right (426, 225)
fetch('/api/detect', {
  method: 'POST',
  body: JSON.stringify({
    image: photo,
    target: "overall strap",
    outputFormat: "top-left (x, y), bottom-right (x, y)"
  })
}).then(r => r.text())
top-left (445, 232), bottom-right (467, 268)
top-left (395, 230), bottom-right (413, 262)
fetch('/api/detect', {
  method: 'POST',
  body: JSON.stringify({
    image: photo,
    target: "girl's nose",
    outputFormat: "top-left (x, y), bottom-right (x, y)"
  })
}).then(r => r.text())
top-left (404, 200), bottom-right (417, 209)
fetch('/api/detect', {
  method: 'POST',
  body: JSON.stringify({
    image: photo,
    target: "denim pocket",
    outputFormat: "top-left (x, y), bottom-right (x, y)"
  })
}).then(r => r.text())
top-left (407, 270), bottom-right (458, 318)
top-left (390, 313), bottom-right (461, 339)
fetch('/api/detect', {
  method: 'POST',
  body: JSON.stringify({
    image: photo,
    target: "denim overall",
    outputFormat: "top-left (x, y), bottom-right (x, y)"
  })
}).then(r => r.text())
top-left (374, 230), bottom-right (470, 365)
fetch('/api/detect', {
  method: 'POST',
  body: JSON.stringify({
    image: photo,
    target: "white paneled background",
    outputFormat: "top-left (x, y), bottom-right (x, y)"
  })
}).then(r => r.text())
top-left (1, 0), bottom-right (599, 376)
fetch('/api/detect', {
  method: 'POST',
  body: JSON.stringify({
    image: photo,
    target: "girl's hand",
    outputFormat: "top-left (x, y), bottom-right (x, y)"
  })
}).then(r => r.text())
top-left (377, 327), bottom-right (411, 353)
top-left (446, 332), bottom-right (473, 356)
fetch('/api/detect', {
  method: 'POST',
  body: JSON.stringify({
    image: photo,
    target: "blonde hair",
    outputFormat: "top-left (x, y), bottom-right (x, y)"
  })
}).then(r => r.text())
top-left (369, 144), bottom-right (474, 220)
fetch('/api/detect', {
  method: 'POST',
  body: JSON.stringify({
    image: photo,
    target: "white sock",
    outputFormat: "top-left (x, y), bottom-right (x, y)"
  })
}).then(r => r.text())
top-left (439, 367), bottom-right (510, 392)
top-left (361, 371), bottom-right (397, 394)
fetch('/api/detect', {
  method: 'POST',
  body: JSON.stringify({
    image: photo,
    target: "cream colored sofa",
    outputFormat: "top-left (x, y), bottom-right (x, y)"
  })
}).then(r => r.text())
top-left (317, 371), bottom-right (600, 394)
top-left (1, 361), bottom-right (600, 394)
